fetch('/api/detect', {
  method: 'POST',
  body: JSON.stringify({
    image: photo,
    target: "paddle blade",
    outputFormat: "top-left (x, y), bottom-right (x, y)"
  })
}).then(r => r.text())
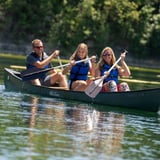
top-left (85, 78), bottom-right (103, 98)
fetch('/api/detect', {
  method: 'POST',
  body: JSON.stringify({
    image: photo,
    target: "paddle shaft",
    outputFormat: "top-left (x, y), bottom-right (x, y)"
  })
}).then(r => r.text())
top-left (102, 55), bottom-right (122, 79)
top-left (21, 57), bottom-right (93, 79)
top-left (57, 56), bottom-right (63, 70)
top-left (54, 57), bottom-right (93, 69)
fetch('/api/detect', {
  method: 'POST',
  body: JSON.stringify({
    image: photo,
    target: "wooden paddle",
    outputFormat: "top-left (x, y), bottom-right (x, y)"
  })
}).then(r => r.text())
top-left (21, 56), bottom-right (95, 81)
top-left (85, 51), bottom-right (127, 98)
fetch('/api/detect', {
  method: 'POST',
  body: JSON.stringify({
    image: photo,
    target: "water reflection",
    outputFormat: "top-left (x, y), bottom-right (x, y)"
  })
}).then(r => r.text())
top-left (1, 86), bottom-right (160, 159)
top-left (21, 96), bottom-right (67, 158)
top-left (29, 96), bottom-right (38, 128)
top-left (21, 95), bottom-right (125, 158)
top-left (65, 104), bottom-right (125, 155)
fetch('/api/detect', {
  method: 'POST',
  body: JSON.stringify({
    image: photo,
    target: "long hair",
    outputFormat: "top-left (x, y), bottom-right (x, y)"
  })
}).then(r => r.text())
top-left (70, 43), bottom-right (88, 60)
top-left (97, 47), bottom-right (116, 71)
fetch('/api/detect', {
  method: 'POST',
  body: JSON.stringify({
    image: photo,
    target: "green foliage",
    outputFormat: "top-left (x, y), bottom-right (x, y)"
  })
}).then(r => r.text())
top-left (49, 0), bottom-right (110, 54)
top-left (0, 0), bottom-right (159, 57)
top-left (0, 0), bottom-right (55, 40)
top-left (145, 14), bottom-right (160, 56)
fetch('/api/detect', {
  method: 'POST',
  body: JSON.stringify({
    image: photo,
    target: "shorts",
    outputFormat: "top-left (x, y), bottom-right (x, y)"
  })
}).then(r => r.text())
top-left (40, 75), bottom-right (51, 86)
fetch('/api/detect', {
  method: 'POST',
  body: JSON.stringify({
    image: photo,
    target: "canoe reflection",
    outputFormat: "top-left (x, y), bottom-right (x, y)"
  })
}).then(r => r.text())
top-left (65, 104), bottom-right (125, 154)
top-left (21, 95), bottom-right (125, 156)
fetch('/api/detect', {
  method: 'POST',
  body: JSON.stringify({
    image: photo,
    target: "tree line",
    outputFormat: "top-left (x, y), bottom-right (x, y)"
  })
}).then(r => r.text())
top-left (0, 0), bottom-right (159, 58)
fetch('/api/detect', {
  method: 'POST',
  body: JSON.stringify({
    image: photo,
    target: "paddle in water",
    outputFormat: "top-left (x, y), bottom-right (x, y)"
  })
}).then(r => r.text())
top-left (21, 56), bottom-right (96, 81)
top-left (85, 51), bottom-right (127, 98)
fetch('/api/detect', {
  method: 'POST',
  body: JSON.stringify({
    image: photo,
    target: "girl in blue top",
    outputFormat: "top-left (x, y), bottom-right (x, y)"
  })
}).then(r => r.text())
top-left (95, 47), bottom-right (131, 92)
top-left (63, 43), bottom-right (96, 91)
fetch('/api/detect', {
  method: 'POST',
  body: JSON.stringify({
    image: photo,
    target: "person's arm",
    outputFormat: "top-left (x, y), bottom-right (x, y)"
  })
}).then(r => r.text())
top-left (118, 53), bottom-right (131, 77)
top-left (34, 50), bottom-right (59, 68)
top-left (62, 60), bottom-right (75, 75)
top-left (94, 66), bottom-right (101, 79)
top-left (89, 59), bottom-right (96, 78)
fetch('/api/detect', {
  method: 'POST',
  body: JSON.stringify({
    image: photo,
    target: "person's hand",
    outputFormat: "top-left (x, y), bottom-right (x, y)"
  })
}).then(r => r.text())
top-left (104, 71), bottom-right (110, 77)
top-left (63, 60), bottom-right (75, 74)
top-left (52, 50), bottom-right (60, 58)
top-left (120, 52), bottom-right (126, 61)
top-left (91, 55), bottom-right (96, 63)
top-left (70, 60), bottom-right (75, 66)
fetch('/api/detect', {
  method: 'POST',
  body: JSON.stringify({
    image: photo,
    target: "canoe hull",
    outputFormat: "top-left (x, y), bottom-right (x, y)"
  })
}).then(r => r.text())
top-left (4, 68), bottom-right (160, 112)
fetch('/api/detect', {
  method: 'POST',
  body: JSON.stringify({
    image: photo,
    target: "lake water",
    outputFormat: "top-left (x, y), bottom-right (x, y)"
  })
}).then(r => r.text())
top-left (0, 84), bottom-right (160, 160)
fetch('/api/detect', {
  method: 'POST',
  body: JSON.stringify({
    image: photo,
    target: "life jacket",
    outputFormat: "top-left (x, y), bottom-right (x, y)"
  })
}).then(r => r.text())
top-left (26, 52), bottom-right (50, 80)
top-left (101, 64), bottom-right (119, 84)
top-left (69, 61), bottom-right (89, 81)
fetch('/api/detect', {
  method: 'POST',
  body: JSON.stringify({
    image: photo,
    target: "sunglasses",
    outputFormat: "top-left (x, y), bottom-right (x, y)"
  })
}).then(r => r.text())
top-left (103, 52), bottom-right (111, 57)
top-left (34, 46), bottom-right (43, 49)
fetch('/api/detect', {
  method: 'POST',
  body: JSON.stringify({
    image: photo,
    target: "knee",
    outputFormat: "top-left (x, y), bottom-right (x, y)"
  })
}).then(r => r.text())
top-left (57, 72), bottom-right (62, 76)
top-left (107, 80), bottom-right (118, 92)
top-left (80, 81), bottom-right (87, 85)
top-left (71, 80), bottom-right (87, 91)
top-left (57, 72), bottom-right (64, 79)
top-left (119, 82), bottom-right (130, 92)
top-left (75, 80), bottom-right (87, 87)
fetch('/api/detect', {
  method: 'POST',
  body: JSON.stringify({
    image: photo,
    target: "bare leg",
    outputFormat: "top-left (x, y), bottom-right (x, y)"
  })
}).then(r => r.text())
top-left (107, 80), bottom-right (118, 92)
top-left (71, 80), bottom-right (87, 91)
top-left (31, 79), bottom-right (41, 86)
top-left (50, 72), bottom-right (68, 89)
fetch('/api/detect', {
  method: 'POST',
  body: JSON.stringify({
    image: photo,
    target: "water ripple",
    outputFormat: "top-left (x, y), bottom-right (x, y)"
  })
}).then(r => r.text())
top-left (0, 86), bottom-right (160, 160)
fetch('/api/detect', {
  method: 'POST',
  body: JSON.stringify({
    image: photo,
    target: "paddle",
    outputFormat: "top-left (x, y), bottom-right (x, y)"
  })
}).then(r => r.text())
top-left (85, 51), bottom-right (127, 98)
top-left (20, 56), bottom-right (95, 81)
top-left (57, 56), bottom-right (63, 70)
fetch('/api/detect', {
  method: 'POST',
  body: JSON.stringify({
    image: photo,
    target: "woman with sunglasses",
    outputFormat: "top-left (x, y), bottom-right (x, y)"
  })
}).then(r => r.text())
top-left (95, 47), bottom-right (131, 92)
top-left (26, 39), bottom-right (68, 89)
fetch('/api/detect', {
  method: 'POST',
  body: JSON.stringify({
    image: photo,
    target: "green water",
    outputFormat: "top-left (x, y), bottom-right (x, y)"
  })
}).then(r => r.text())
top-left (0, 54), bottom-right (160, 159)
top-left (0, 85), bottom-right (160, 160)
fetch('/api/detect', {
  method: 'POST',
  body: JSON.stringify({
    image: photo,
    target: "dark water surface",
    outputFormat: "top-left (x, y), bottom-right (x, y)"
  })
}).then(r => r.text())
top-left (0, 85), bottom-right (160, 160)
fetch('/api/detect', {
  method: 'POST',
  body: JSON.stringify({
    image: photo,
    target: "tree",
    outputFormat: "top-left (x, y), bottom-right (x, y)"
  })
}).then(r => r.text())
top-left (0, 0), bottom-right (159, 57)
top-left (0, 0), bottom-right (56, 41)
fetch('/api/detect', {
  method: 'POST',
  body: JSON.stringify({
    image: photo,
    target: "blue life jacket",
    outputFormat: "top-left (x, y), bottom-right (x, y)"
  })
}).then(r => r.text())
top-left (101, 64), bottom-right (119, 84)
top-left (26, 52), bottom-right (50, 80)
top-left (69, 61), bottom-right (89, 81)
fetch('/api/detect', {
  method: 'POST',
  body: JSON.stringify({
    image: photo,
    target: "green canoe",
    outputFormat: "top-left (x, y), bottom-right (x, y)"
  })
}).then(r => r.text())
top-left (4, 68), bottom-right (160, 112)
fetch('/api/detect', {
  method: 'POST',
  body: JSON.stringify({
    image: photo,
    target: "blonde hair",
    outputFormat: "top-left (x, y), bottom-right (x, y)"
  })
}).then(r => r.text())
top-left (97, 47), bottom-right (116, 71)
top-left (70, 43), bottom-right (88, 60)
top-left (32, 39), bottom-right (42, 47)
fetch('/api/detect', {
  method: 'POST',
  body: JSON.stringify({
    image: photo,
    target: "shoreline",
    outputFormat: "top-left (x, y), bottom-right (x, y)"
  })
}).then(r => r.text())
top-left (0, 41), bottom-right (160, 69)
